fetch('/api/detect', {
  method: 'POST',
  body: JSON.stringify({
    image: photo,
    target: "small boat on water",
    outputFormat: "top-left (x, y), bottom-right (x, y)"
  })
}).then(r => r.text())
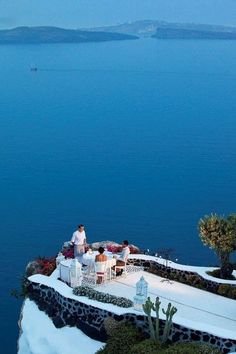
top-left (30, 64), bottom-right (38, 72)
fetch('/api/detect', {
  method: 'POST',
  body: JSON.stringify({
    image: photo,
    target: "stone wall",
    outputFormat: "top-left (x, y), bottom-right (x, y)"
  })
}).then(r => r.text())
top-left (127, 258), bottom-right (236, 295)
top-left (27, 279), bottom-right (236, 353)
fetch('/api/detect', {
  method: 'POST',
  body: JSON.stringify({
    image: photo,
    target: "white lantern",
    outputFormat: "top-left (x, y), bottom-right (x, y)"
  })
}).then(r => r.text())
top-left (133, 276), bottom-right (148, 311)
top-left (56, 252), bottom-right (65, 266)
top-left (69, 259), bottom-right (82, 288)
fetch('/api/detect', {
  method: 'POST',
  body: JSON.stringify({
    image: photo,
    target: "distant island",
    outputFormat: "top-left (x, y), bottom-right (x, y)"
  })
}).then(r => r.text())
top-left (152, 24), bottom-right (236, 40)
top-left (0, 26), bottom-right (138, 44)
top-left (86, 20), bottom-right (236, 40)
top-left (1, 21), bottom-right (236, 44)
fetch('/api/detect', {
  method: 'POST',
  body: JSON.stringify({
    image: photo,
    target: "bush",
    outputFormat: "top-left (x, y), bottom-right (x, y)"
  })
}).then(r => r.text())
top-left (61, 243), bottom-right (74, 259)
top-left (217, 284), bottom-right (233, 297)
top-left (73, 286), bottom-right (133, 308)
top-left (207, 268), bottom-right (235, 280)
top-left (103, 317), bottom-right (124, 337)
top-left (26, 257), bottom-right (56, 277)
top-left (106, 242), bottom-right (140, 254)
top-left (230, 287), bottom-right (236, 299)
top-left (96, 323), bottom-right (143, 354)
top-left (129, 339), bottom-right (164, 354)
top-left (161, 342), bottom-right (221, 354)
top-left (185, 275), bottom-right (203, 287)
top-left (11, 276), bottom-right (30, 299)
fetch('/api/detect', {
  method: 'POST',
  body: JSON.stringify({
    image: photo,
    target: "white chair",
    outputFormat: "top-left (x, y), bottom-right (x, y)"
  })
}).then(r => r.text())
top-left (106, 259), bottom-right (115, 281)
top-left (94, 261), bottom-right (108, 285)
top-left (114, 260), bottom-right (128, 277)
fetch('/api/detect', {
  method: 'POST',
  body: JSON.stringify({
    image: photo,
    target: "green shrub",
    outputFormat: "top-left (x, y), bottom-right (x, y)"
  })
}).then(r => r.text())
top-left (129, 339), bottom-right (164, 354)
top-left (26, 257), bottom-right (56, 277)
top-left (161, 342), bottom-right (221, 354)
top-left (230, 287), bottom-right (236, 299)
top-left (217, 284), bottom-right (232, 297)
top-left (11, 276), bottom-right (30, 299)
top-left (96, 323), bottom-right (143, 354)
top-left (207, 268), bottom-right (235, 280)
top-left (103, 317), bottom-right (124, 337)
top-left (195, 283), bottom-right (204, 290)
top-left (73, 286), bottom-right (133, 308)
top-left (170, 272), bottom-right (179, 281)
top-left (181, 276), bottom-right (189, 284)
top-left (185, 275), bottom-right (206, 289)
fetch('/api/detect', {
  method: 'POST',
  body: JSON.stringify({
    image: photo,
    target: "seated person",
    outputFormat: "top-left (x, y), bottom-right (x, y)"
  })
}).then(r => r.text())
top-left (95, 247), bottom-right (108, 262)
top-left (95, 247), bottom-right (107, 284)
top-left (116, 240), bottom-right (130, 275)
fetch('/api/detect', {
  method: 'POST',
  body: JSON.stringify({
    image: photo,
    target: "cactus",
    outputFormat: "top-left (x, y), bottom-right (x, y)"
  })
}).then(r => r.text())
top-left (143, 297), bottom-right (177, 344)
top-left (152, 296), bottom-right (161, 342)
top-left (142, 297), bottom-right (156, 341)
top-left (162, 302), bottom-right (178, 343)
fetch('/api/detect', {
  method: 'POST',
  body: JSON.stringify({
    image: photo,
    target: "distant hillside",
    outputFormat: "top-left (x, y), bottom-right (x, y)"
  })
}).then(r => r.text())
top-left (152, 24), bottom-right (236, 39)
top-left (85, 20), bottom-right (163, 37)
top-left (152, 28), bottom-right (236, 39)
top-left (0, 26), bottom-right (138, 44)
top-left (86, 20), bottom-right (236, 39)
top-left (2, 23), bottom-right (236, 44)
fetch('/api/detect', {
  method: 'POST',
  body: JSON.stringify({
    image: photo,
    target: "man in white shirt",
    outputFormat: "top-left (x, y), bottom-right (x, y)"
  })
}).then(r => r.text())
top-left (71, 224), bottom-right (86, 260)
top-left (116, 240), bottom-right (130, 275)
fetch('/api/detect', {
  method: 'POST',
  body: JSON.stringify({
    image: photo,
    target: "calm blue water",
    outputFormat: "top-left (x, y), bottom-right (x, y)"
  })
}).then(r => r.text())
top-left (1, 38), bottom-right (236, 352)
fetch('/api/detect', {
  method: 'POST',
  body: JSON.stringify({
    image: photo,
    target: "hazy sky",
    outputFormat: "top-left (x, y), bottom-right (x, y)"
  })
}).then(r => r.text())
top-left (0, 0), bottom-right (236, 29)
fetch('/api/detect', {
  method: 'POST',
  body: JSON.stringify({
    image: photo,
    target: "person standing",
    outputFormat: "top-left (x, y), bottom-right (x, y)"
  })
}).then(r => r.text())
top-left (71, 224), bottom-right (87, 260)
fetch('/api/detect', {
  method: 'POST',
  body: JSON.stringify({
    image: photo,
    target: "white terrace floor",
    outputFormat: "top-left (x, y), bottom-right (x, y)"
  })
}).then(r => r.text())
top-left (30, 266), bottom-right (236, 342)
top-left (96, 270), bottom-right (236, 340)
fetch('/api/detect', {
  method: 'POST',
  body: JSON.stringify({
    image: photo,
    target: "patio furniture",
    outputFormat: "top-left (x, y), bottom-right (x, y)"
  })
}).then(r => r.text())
top-left (115, 261), bottom-right (128, 277)
top-left (94, 261), bottom-right (108, 285)
top-left (82, 252), bottom-right (116, 280)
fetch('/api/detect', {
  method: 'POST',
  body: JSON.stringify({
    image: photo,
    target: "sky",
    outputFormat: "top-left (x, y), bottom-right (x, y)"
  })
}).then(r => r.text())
top-left (0, 0), bottom-right (236, 29)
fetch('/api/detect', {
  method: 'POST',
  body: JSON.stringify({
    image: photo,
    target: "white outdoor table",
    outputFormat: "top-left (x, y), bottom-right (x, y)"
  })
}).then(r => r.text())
top-left (82, 251), bottom-right (116, 266)
top-left (82, 251), bottom-right (117, 279)
top-left (59, 253), bottom-right (117, 283)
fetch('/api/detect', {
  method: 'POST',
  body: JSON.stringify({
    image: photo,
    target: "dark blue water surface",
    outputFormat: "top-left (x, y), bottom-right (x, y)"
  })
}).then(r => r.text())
top-left (1, 38), bottom-right (236, 352)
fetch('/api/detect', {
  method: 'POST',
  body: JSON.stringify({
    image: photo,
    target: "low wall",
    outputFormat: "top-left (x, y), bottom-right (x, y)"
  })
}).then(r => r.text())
top-left (27, 278), bottom-right (236, 353)
top-left (127, 258), bottom-right (236, 295)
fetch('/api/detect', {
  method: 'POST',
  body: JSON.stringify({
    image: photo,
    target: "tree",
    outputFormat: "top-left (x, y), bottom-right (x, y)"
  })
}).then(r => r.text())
top-left (199, 213), bottom-right (235, 277)
top-left (227, 214), bottom-right (236, 250)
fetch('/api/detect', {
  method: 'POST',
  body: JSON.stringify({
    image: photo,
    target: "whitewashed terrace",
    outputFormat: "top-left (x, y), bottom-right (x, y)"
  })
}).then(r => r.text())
top-left (29, 256), bottom-right (236, 342)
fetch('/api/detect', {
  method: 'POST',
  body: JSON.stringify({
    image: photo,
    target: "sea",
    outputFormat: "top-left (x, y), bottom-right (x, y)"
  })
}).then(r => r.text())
top-left (0, 38), bottom-right (236, 353)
